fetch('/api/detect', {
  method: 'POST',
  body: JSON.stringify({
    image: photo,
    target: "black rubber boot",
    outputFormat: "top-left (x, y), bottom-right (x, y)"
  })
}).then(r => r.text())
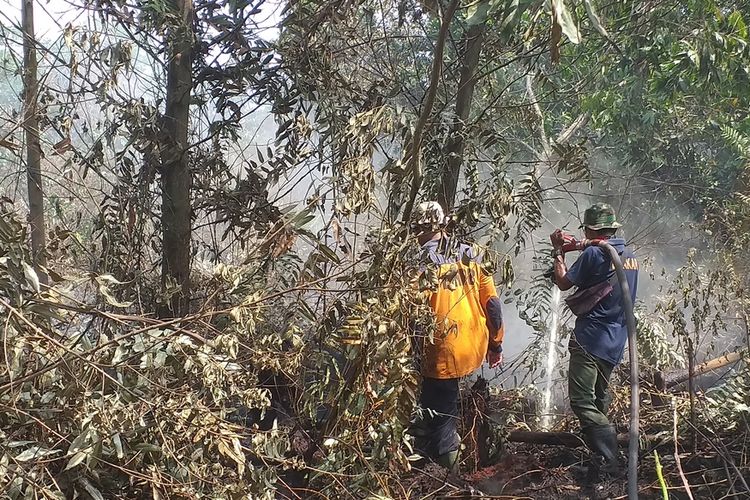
top-left (583, 424), bottom-right (622, 482)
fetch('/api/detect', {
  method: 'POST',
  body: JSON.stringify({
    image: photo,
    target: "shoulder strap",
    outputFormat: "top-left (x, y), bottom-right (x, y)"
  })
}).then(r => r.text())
top-left (582, 245), bottom-right (622, 289)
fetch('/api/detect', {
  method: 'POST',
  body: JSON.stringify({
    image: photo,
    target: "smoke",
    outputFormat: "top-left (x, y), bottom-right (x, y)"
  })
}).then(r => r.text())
top-left (237, 96), bottom-right (733, 398)
top-left (476, 148), bottom-right (717, 398)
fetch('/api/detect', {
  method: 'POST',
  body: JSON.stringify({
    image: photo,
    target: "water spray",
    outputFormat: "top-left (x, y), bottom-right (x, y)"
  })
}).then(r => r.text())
top-left (541, 286), bottom-right (561, 431)
top-left (555, 233), bottom-right (640, 500)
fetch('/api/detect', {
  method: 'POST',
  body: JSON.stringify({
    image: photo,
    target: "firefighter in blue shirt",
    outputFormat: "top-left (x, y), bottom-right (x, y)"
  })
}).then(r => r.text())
top-left (550, 203), bottom-right (639, 480)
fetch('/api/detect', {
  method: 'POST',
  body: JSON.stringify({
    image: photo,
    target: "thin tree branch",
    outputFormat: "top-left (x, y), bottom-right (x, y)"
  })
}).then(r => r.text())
top-left (401, 0), bottom-right (459, 224)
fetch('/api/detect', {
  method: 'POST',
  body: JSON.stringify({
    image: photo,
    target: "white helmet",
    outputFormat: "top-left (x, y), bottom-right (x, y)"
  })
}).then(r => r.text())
top-left (412, 201), bottom-right (445, 227)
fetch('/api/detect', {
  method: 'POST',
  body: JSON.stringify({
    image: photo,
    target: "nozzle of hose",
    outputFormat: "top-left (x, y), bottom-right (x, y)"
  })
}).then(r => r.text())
top-left (551, 230), bottom-right (602, 255)
top-left (561, 236), bottom-right (589, 253)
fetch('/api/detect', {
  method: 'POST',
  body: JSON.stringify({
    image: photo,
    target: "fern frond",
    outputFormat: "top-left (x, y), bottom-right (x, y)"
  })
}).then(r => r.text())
top-left (720, 124), bottom-right (750, 159)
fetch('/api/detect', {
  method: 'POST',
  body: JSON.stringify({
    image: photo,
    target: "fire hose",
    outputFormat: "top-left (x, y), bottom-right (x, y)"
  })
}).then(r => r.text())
top-left (560, 236), bottom-right (640, 499)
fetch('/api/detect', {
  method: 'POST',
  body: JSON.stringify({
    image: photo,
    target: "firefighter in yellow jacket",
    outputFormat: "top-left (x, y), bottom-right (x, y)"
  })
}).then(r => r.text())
top-left (410, 201), bottom-right (505, 471)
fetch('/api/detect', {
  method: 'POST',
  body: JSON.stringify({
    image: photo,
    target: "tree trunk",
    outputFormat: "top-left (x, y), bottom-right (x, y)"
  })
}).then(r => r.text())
top-left (401, 0), bottom-right (459, 224)
top-left (21, 0), bottom-right (48, 285)
top-left (437, 23), bottom-right (485, 211)
top-left (161, 0), bottom-right (193, 317)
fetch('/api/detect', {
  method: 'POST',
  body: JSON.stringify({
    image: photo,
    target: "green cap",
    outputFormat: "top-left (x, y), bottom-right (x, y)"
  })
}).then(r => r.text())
top-left (581, 203), bottom-right (622, 230)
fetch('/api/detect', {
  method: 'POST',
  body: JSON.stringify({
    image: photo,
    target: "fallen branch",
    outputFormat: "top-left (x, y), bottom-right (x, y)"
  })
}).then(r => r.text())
top-left (663, 351), bottom-right (744, 389)
top-left (508, 430), bottom-right (585, 447)
top-left (507, 430), bottom-right (668, 448)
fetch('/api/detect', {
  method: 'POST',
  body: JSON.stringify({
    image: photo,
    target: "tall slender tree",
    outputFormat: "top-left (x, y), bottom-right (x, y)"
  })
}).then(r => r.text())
top-left (161, 0), bottom-right (194, 316)
top-left (21, 0), bottom-right (47, 285)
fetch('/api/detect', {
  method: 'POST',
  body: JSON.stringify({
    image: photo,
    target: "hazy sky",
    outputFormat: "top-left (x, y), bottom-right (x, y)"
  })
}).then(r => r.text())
top-left (1, 0), bottom-right (82, 41)
top-left (0, 0), bottom-right (282, 42)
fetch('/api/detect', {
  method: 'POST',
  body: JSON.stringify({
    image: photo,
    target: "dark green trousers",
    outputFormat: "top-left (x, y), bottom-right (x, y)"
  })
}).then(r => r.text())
top-left (568, 343), bottom-right (615, 429)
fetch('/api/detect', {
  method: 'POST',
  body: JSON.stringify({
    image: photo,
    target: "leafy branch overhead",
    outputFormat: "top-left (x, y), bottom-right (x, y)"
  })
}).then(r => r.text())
top-left (1, 0), bottom-right (750, 498)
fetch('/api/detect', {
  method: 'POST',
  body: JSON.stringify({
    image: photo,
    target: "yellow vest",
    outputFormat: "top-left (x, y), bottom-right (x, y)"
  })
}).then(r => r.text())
top-left (419, 240), bottom-right (504, 379)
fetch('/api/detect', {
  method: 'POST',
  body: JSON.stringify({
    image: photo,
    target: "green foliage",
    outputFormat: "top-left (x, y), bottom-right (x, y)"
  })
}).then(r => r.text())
top-left (655, 249), bottom-right (741, 354)
top-left (510, 169), bottom-right (543, 250)
top-left (721, 125), bottom-right (750, 159)
top-left (5, 0), bottom-right (750, 495)
top-left (0, 209), bottom-right (301, 497)
top-left (706, 125), bottom-right (750, 251)
top-left (635, 308), bottom-right (685, 372)
top-left (0, 202), bottom-right (436, 497)
top-left (703, 360), bottom-right (750, 431)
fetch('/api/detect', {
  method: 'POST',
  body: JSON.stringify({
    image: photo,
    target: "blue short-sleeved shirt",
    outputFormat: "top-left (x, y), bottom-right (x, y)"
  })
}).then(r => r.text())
top-left (565, 237), bottom-right (638, 365)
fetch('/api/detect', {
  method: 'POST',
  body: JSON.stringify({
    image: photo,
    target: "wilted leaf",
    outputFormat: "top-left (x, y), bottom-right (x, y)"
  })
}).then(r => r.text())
top-left (0, 138), bottom-right (20, 151)
top-left (112, 433), bottom-right (124, 459)
top-left (6, 441), bottom-right (36, 448)
top-left (550, 9), bottom-right (562, 63)
top-left (15, 446), bottom-right (61, 462)
top-left (95, 274), bottom-right (133, 308)
top-left (67, 427), bottom-right (91, 455)
top-left (79, 478), bottom-right (105, 500)
top-left (65, 451), bottom-right (88, 470)
top-left (23, 262), bottom-right (40, 293)
top-left (133, 443), bottom-right (161, 453)
top-left (53, 137), bottom-right (72, 155)
top-left (583, 0), bottom-right (609, 39)
top-left (217, 437), bottom-right (246, 475)
top-left (551, 0), bottom-right (580, 47)
top-left (96, 274), bottom-right (127, 285)
top-left (99, 286), bottom-right (133, 308)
